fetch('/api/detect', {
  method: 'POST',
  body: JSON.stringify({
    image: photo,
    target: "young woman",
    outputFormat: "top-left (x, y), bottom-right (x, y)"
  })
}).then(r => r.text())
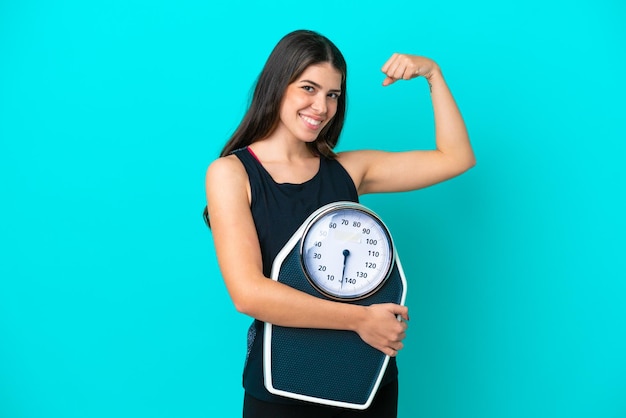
top-left (205, 30), bottom-right (475, 417)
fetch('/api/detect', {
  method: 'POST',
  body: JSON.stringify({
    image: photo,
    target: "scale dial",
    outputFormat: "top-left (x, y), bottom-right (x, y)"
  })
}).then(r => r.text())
top-left (300, 202), bottom-right (394, 300)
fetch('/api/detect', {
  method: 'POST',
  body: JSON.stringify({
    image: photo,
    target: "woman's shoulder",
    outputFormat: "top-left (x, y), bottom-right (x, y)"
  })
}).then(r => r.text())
top-left (205, 153), bottom-right (252, 207)
top-left (205, 154), bottom-right (248, 186)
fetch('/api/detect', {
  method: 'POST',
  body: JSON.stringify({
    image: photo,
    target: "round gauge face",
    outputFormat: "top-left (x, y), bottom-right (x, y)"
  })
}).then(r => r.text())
top-left (300, 203), bottom-right (394, 300)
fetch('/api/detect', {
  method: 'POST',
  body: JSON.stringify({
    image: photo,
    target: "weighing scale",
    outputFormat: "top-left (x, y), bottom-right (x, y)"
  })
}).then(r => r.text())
top-left (264, 201), bottom-right (407, 409)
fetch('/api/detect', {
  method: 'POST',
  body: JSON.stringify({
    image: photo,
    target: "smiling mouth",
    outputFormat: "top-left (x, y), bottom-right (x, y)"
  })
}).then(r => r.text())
top-left (300, 114), bottom-right (323, 128)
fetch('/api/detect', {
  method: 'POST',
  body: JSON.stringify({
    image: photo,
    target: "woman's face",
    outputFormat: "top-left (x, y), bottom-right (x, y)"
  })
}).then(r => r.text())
top-left (275, 62), bottom-right (342, 144)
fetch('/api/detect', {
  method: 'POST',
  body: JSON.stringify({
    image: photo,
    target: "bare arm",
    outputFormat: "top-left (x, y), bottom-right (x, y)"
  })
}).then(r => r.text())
top-left (338, 54), bottom-right (475, 194)
top-left (205, 156), bottom-right (408, 356)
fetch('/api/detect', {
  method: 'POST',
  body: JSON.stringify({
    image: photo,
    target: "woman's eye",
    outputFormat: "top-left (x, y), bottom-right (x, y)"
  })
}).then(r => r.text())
top-left (302, 86), bottom-right (315, 92)
top-left (328, 92), bottom-right (340, 100)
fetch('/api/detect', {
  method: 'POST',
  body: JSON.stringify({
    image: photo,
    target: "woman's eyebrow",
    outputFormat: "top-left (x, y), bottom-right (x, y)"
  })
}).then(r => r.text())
top-left (299, 79), bottom-right (341, 93)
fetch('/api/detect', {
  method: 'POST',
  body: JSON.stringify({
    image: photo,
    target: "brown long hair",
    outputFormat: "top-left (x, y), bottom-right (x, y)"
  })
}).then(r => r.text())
top-left (204, 30), bottom-right (348, 227)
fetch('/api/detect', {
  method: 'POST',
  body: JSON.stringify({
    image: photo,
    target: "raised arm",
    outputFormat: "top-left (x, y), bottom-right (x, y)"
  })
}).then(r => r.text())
top-left (338, 53), bottom-right (475, 195)
top-left (205, 156), bottom-right (408, 357)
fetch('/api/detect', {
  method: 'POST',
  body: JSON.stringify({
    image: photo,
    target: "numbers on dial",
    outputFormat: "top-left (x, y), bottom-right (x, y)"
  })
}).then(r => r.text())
top-left (301, 205), bottom-right (393, 300)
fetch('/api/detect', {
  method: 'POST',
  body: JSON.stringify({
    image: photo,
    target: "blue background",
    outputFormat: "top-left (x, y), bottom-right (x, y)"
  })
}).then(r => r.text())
top-left (1, 1), bottom-right (625, 417)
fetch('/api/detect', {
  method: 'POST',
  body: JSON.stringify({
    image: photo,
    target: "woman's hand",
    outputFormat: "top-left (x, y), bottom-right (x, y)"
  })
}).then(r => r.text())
top-left (355, 303), bottom-right (409, 357)
top-left (381, 53), bottom-right (440, 87)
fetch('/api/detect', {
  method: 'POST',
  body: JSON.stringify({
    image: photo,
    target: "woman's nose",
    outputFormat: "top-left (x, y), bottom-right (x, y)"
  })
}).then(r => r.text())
top-left (311, 94), bottom-right (327, 115)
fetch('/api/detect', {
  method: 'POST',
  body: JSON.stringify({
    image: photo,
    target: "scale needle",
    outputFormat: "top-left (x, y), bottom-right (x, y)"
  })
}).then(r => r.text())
top-left (341, 249), bottom-right (350, 289)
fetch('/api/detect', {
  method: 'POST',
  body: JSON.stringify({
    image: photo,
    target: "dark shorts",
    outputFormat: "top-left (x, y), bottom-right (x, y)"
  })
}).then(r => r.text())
top-left (243, 380), bottom-right (398, 418)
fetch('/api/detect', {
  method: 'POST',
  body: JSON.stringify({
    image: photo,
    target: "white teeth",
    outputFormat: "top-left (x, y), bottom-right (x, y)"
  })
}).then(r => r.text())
top-left (301, 115), bottom-right (321, 126)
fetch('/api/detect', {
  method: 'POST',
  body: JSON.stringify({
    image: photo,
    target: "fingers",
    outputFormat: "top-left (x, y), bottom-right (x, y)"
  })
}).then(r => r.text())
top-left (381, 54), bottom-right (398, 86)
top-left (356, 303), bottom-right (410, 357)
top-left (389, 307), bottom-right (408, 356)
top-left (379, 304), bottom-right (409, 356)
top-left (382, 76), bottom-right (396, 86)
top-left (386, 341), bottom-right (404, 357)
top-left (381, 53), bottom-right (437, 86)
top-left (387, 303), bottom-right (409, 322)
top-left (381, 53), bottom-right (418, 86)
